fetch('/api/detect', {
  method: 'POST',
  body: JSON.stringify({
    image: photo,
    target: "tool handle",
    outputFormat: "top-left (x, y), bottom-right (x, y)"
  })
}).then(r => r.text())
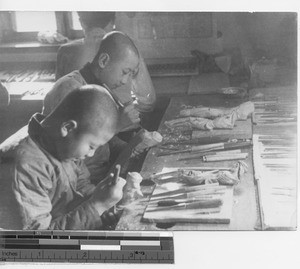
top-left (157, 197), bottom-right (200, 207)
top-left (111, 164), bottom-right (121, 185)
top-left (157, 148), bottom-right (190, 157)
top-left (224, 141), bottom-right (252, 149)
top-left (203, 153), bottom-right (248, 162)
top-left (185, 199), bottom-right (223, 209)
top-left (148, 199), bottom-right (223, 212)
top-left (191, 143), bottom-right (224, 152)
top-left (179, 149), bottom-right (242, 161)
top-left (157, 200), bottom-right (179, 207)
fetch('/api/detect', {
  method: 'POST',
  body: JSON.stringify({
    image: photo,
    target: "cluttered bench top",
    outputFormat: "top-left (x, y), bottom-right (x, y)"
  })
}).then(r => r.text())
top-left (117, 93), bottom-right (259, 231)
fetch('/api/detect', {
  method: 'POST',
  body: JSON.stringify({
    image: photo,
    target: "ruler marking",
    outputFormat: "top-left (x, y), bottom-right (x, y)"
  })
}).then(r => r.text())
top-left (0, 232), bottom-right (174, 263)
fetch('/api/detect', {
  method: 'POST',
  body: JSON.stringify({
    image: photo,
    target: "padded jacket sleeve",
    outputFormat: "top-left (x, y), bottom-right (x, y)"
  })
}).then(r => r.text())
top-left (12, 160), bottom-right (104, 230)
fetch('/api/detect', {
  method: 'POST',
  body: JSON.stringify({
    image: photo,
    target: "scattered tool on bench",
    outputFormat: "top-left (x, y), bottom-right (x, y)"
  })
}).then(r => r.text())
top-left (157, 140), bottom-right (252, 157)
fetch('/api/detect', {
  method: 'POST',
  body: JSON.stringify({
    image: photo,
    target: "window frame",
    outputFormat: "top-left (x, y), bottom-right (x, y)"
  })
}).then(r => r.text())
top-left (2, 11), bottom-right (83, 43)
top-left (63, 12), bottom-right (84, 40)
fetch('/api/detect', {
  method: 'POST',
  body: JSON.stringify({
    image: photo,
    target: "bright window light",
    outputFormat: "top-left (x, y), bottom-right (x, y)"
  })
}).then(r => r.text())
top-left (71, 12), bottom-right (82, 30)
top-left (14, 11), bottom-right (57, 32)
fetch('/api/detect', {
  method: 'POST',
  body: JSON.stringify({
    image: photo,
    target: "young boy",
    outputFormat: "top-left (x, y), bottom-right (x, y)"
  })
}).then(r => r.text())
top-left (45, 30), bottom-right (156, 129)
top-left (44, 31), bottom-right (149, 184)
top-left (6, 85), bottom-right (126, 230)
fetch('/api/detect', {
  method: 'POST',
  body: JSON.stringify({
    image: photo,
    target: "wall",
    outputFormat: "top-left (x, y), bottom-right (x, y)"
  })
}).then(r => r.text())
top-left (216, 12), bottom-right (297, 65)
top-left (1, 12), bottom-right (296, 65)
top-left (116, 12), bottom-right (220, 59)
top-left (114, 12), bottom-right (296, 66)
top-left (0, 11), bottom-right (296, 71)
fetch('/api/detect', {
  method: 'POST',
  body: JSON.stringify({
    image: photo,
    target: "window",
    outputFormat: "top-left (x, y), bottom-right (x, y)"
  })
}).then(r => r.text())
top-left (13, 11), bottom-right (57, 32)
top-left (70, 12), bottom-right (82, 31)
top-left (2, 11), bottom-right (84, 43)
top-left (65, 12), bottom-right (84, 39)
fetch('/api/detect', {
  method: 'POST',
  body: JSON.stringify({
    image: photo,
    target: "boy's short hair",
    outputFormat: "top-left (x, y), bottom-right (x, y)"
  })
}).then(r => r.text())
top-left (49, 85), bottom-right (119, 133)
top-left (78, 12), bottom-right (116, 30)
top-left (93, 31), bottom-right (139, 63)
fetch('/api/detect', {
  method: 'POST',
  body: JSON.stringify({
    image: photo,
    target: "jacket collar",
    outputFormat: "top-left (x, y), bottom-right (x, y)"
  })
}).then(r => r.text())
top-left (79, 62), bottom-right (101, 85)
top-left (28, 113), bottom-right (46, 140)
top-left (28, 113), bottom-right (59, 160)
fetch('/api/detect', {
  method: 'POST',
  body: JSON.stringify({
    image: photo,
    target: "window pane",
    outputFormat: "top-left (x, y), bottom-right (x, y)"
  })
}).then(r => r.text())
top-left (71, 12), bottom-right (82, 30)
top-left (14, 11), bottom-right (57, 32)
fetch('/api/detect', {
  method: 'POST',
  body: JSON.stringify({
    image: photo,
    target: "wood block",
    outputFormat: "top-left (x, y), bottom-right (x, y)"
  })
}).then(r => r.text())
top-left (192, 119), bottom-right (252, 140)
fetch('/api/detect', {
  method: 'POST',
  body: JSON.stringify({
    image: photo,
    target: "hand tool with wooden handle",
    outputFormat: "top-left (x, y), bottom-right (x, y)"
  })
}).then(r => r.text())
top-left (148, 192), bottom-right (221, 204)
top-left (151, 183), bottom-right (222, 198)
top-left (203, 153), bottom-right (248, 162)
top-left (156, 198), bottom-right (210, 206)
top-left (147, 199), bottom-right (223, 212)
top-left (178, 149), bottom-right (242, 161)
top-left (157, 141), bottom-right (252, 156)
top-left (149, 186), bottom-right (227, 202)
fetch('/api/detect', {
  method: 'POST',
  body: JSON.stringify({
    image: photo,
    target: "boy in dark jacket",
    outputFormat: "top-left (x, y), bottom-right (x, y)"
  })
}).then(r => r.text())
top-left (7, 85), bottom-right (126, 230)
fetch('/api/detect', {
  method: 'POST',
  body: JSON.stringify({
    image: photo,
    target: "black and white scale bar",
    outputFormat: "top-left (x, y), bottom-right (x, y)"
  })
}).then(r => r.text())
top-left (0, 231), bottom-right (174, 263)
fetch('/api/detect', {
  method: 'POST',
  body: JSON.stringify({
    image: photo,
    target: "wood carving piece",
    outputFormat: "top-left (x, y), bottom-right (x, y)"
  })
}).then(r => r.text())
top-left (178, 161), bottom-right (248, 186)
top-left (119, 172), bottom-right (144, 206)
top-left (135, 130), bottom-right (163, 152)
top-left (211, 111), bottom-right (238, 129)
top-left (179, 101), bottom-right (255, 121)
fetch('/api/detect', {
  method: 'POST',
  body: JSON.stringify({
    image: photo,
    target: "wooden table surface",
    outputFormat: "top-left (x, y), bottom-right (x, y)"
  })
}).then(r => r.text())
top-left (116, 93), bottom-right (260, 231)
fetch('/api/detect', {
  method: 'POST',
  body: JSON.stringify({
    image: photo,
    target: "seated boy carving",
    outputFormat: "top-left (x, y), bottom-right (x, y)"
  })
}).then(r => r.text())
top-left (7, 85), bottom-right (126, 230)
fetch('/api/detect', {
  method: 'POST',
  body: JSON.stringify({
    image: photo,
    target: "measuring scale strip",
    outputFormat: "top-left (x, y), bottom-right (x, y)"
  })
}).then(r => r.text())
top-left (0, 231), bottom-right (174, 263)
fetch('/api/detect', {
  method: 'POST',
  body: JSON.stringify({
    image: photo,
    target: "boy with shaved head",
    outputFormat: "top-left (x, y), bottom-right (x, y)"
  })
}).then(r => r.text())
top-left (44, 31), bottom-right (143, 125)
top-left (6, 85), bottom-right (126, 230)
top-left (44, 31), bottom-right (152, 184)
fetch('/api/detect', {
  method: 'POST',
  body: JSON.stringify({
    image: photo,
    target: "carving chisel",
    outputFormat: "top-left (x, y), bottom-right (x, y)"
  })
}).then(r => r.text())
top-left (147, 199), bottom-right (223, 212)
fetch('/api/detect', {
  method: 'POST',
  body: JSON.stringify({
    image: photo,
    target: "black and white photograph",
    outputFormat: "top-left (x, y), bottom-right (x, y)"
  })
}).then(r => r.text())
top-left (0, 0), bottom-right (298, 267)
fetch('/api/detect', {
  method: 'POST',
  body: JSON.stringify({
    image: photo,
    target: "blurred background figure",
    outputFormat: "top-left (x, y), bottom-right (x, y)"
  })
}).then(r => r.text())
top-left (56, 12), bottom-right (116, 79)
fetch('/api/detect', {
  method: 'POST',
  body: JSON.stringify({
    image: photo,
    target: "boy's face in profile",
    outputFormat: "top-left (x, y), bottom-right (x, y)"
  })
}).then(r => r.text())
top-left (59, 125), bottom-right (115, 161)
top-left (101, 50), bottom-right (139, 90)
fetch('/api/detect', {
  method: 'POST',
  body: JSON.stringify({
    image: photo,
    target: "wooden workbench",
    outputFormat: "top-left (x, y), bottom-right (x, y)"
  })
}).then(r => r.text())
top-left (116, 94), bottom-right (260, 231)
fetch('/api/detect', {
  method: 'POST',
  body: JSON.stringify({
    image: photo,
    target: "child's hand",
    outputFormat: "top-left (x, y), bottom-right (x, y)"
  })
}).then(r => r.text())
top-left (119, 103), bottom-right (140, 132)
top-left (100, 207), bottom-right (123, 230)
top-left (131, 147), bottom-right (146, 158)
top-left (91, 165), bottom-right (126, 214)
